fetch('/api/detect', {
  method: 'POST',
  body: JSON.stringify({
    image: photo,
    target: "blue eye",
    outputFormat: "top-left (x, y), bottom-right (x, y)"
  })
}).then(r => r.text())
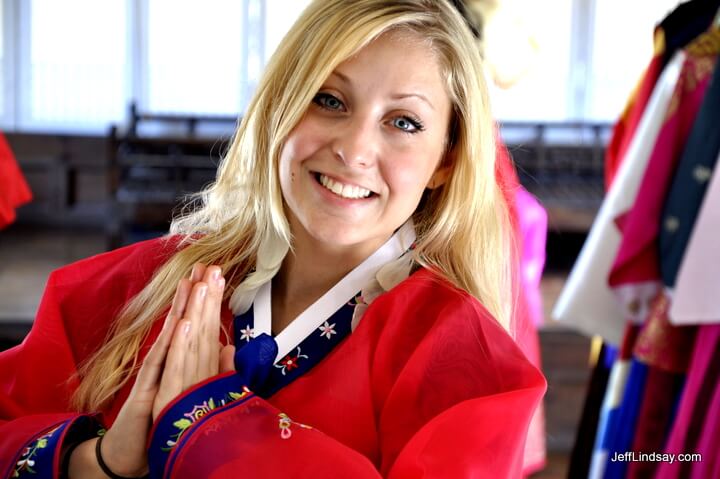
top-left (392, 116), bottom-right (424, 134)
top-left (313, 93), bottom-right (345, 111)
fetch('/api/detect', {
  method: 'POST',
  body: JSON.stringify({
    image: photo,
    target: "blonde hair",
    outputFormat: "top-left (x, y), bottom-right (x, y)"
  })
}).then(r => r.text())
top-left (73, 0), bottom-right (516, 411)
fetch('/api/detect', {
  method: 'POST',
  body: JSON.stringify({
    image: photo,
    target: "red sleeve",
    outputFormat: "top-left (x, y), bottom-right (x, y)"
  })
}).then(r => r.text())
top-left (0, 237), bottom-right (179, 477)
top-left (150, 370), bottom-right (543, 478)
top-left (371, 291), bottom-right (547, 478)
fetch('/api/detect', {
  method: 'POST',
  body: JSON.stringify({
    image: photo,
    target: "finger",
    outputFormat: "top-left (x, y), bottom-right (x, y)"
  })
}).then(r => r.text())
top-left (182, 282), bottom-right (207, 389)
top-left (166, 278), bottom-right (193, 329)
top-left (197, 266), bottom-right (224, 379)
top-left (134, 278), bottom-right (192, 392)
top-left (155, 319), bottom-right (192, 415)
top-left (219, 344), bottom-right (236, 373)
top-left (190, 263), bottom-right (207, 283)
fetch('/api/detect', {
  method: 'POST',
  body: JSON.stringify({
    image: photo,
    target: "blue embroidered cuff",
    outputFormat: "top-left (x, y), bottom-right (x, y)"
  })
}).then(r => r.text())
top-left (7, 415), bottom-right (101, 479)
top-left (147, 372), bottom-right (254, 478)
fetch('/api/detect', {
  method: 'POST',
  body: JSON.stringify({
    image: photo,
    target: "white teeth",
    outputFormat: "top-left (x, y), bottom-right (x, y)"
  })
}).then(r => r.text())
top-left (318, 174), bottom-right (372, 199)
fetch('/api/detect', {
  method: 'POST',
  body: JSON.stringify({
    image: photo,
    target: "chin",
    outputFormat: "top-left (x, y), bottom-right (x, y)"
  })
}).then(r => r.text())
top-left (309, 226), bottom-right (368, 248)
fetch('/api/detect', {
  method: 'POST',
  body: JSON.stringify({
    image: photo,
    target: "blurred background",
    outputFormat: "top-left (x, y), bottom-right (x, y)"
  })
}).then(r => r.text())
top-left (0, 1), bottom-right (711, 478)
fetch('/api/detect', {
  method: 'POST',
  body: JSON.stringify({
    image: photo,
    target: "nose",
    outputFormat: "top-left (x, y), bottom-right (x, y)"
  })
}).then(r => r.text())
top-left (331, 116), bottom-right (378, 168)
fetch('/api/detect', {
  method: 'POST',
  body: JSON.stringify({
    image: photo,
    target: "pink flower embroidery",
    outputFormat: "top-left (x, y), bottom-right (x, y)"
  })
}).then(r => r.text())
top-left (319, 321), bottom-right (337, 339)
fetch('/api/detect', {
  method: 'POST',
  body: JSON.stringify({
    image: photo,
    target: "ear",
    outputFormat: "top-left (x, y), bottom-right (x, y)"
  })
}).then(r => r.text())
top-left (426, 149), bottom-right (455, 189)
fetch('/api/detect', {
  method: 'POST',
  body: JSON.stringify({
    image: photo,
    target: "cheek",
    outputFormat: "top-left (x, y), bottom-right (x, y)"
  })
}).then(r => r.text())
top-left (282, 120), bottom-right (324, 166)
top-left (279, 133), bottom-right (310, 188)
top-left (384, 154), bottom-right (439, 198)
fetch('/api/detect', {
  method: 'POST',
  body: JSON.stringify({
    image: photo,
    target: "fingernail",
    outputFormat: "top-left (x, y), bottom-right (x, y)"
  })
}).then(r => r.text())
top-left (198, 284), bottom-right (208, 298)
top-left (183, 321), bottom-right (191, 335)
top-left (190, 266), bottom-right (200, 282)
top-left (211, 268), bottom-right (221, 281)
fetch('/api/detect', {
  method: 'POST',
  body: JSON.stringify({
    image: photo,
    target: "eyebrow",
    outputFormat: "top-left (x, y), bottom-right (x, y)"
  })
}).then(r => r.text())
top-left (330, 71), bottom-right (436, 111)
top-left (390, 93), bottom-right (435, 111)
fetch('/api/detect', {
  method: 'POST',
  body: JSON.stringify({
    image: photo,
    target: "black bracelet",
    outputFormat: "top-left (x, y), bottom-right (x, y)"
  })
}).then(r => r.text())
top-left (60, 439), bottom-right (84, 479)
top-left (95, 434), bottom-right (149, 479)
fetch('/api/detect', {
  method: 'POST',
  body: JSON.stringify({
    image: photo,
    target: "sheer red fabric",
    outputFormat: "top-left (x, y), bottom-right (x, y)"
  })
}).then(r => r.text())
top-left (0, 238), bottom-right (545, 478)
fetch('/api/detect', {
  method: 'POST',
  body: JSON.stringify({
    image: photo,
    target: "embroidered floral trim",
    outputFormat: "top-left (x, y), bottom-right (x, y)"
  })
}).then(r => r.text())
top-left (277, 413), bottom-right (312, 440)
top-left (161, 387), bottom-right (251, 451)
top-left (274, 347), bottom-right (308, 376)
top-left (318, 321), bottom-right (337, 339)
top-left (239, 324), bottom-right (255, 342)
top-left (12, 425), bottom-right (61, 477)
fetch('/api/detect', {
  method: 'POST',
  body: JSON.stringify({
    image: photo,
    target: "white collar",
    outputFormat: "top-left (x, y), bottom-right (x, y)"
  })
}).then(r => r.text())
top-left (249, 221), bottom-right (416, 363)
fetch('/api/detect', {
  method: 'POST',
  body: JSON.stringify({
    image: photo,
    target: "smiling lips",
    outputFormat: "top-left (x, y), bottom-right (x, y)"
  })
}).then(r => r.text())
top-left (317, 173), bottom-right (374, 199)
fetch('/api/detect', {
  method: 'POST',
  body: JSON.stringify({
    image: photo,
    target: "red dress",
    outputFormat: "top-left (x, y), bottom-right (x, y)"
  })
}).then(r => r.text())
top-left (0, 237), bottom-right (545, 478)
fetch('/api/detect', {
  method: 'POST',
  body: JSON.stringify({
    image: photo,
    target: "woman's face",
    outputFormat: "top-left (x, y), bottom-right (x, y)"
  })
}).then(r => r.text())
top-left (279, 31), bottom-right (453, 255)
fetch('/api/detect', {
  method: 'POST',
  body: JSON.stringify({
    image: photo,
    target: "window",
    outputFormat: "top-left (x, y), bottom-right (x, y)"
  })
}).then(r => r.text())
top-left (587, 0), bottom-right (684, 121)
top-left (487, 0), bottom-right (575, 122)
top-left (143, 0), bottom-right (246, 115)
top-left (488, 0), bottom-right (683, 123)
top-left (0, 0), bottom-right (690, 133)
top-left (20, 0), bottom-right (128, 131)
top-left (264, 0), bottom-right (311, 64)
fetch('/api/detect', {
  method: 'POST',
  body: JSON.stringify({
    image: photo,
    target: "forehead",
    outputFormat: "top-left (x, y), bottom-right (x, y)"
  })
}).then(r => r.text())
top-left (330, 30), bottom-right (450, 105)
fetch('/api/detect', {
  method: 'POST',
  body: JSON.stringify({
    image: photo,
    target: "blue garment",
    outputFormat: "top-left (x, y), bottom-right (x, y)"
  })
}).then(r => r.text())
top-left (602, 359), bottom-right (649, 479)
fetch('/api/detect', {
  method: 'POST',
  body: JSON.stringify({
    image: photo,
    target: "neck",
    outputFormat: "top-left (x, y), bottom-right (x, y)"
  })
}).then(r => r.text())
top-left (272, 221), bottom-right (390, 320)
top-left (274, 238), bottom-right (381, 309)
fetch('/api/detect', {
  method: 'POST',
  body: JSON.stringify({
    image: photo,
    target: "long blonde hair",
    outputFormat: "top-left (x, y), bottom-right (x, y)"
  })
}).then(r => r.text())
top-left (73, 0), bottom-right (515, 411)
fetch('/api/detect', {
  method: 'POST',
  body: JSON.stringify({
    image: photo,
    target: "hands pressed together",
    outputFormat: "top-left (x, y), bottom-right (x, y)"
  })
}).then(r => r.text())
top-left (68, 263), bottom-right (236, 478)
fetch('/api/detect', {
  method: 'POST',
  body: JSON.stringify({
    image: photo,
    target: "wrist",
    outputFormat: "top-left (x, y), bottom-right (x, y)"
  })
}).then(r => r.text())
top-left (96, 434), bottom-right (149, 479)
top-left (67, 438), bottom-right (106, 479)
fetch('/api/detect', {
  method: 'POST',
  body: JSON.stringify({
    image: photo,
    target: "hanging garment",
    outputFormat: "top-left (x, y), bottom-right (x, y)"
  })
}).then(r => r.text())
top-left (655, 325), bottom-right (720, 479)
top-left (497, 139), bottom-right (548, 475)
top-left (587, 325), bottom-right (638, 479)
top-left (600, 358), bottom-right (649, 479)
top-left (671, 149), bottom-right (720, 324)
top-left (0, 133), bottom-right (32, 229)
top-left (624, 292), bottom-right (694, 479)
top-left (568, 341), bottom-right (613, 479)
top-left (659, 0), bottom-right (720, 67)
top-left (659, 47), bottom-right (720, 291)
top-left (605, 0), bottom-right (720, 189)
top-left (552, 52), bottom-right (685, 344)
top-left (0, 235), bottom-right (546, 478)
top-left (609, 29), bottom-right (720, 322)
top-left (625, 367), bottom-right (685, 478)
top-left (605, 30), bottom-right (666, 188)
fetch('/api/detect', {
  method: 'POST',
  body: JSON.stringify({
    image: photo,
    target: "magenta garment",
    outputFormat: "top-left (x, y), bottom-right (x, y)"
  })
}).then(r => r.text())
top-left (656, 325), bottom-right (720, 479)
top-left (609, 43), bottom-right (719, 289)
top-left (691, 373), bottom-right (720, 478)
top-left (515, 188), bottom-right (547, 328)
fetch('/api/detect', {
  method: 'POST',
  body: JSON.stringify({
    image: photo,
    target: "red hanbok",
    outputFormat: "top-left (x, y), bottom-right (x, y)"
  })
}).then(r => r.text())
top-left (0, 235), bottom-right (545, 478)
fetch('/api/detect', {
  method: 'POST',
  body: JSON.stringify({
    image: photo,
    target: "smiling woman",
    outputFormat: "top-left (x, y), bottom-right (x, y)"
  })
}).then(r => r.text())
top-left (0, 1), bottom-right (545, 478)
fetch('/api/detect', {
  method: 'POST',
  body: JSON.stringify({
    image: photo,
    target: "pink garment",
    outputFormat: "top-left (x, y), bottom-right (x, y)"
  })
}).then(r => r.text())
top-left (513, 188), bottom-right (547, 476)
top-left (515, 188), bottom-right (547, 328)
top-left (609, 43), bottom-right (718, 290)
top-left (670, 150), bottom-right (720, 325)
top-left (656, 325), bottom-right (720, 479)
top-left (691, 371), bottom-right (720, 478)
